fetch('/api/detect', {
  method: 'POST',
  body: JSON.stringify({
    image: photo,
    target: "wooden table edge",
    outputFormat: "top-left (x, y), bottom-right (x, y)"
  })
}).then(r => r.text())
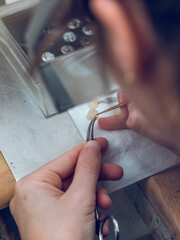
top-left (139, 165), bottom-right (180, 239)
top-left (0, 152), bottom-right (16, 210)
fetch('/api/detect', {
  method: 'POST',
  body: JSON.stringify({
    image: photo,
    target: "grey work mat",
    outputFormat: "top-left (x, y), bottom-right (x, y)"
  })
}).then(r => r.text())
top-left (0, 49), bottom-right (82, 181)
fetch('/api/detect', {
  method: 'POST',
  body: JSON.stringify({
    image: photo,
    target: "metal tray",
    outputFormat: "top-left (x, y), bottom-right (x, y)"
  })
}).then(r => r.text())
top-left (0, 0), bottom-right (117, 117)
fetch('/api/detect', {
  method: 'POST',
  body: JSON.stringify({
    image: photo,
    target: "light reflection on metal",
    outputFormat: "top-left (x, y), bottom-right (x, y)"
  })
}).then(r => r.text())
top-left (81, 37), bottom-right (92, 47)
top-left (63, 31), bottom-right (77, 42)
top-left (67, 19), bottom-right (81, 29)
top-left (61, 45), bottom-right (74, 54)
top-left (41, 52), bottom-right (55, 62)
top-left (82, 25), bottom-right (93, 36)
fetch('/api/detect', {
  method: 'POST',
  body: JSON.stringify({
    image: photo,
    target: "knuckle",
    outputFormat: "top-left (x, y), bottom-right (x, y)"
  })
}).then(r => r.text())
top-left (127, 114), bottom-right (142, 132)
top-left (14, 177), bottom-right (31, 200)
top-left (120, 107), bottom-right (129, 121)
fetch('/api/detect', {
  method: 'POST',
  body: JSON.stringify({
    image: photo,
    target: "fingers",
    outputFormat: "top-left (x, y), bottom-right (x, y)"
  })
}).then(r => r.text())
top-left (99, 163), bottom-right (123, 181)
top-left (90, 0), bottom-right (138, 72)
top-left (126, 102), bottom-right (145, 132)
top-left (96, 187), bottom-right (111, 210)
top-left (96, 212), bottom-right (110, 237)
top-left (127, 103), bottom-right (169, 146)
top-left (40, 142), bottom-right (85, 181)
top-left (38, 137), bottom-right (108, 183)
top-left (90, 0), bottom-right (122, 31)
top-left (98, 106), bottom-right (129, 130)
top-left (98, 89), bottom-right (130, 130)
top-left (70, 141), bottom-right (101, 195)
top-left (62, 163), bottom-right (123, 191)
top-left (94, 137), bottom-right (109, 152)
top-left (117, 89), bottom-right (130, 105)
top-left (102, 219), bottom-right (109, 237)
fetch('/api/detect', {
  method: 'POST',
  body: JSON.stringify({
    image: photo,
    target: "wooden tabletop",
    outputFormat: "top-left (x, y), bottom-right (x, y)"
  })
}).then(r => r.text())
top-left (0, 153), bottom-right (15, 209)
top-left (0, 152), bottom-right (180, 238)
top-left (139, 165), bottom-right (180, 239)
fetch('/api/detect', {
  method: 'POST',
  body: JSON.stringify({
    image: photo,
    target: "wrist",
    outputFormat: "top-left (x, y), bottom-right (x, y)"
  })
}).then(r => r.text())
top-left (20, 221), bottom-right (95, 240)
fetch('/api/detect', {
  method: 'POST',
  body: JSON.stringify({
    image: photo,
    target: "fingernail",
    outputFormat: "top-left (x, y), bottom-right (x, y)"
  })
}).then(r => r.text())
top-left (87, 141), bottom-right (101, 155)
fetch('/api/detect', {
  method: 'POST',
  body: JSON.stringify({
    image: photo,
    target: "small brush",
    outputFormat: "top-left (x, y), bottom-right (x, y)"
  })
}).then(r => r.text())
top-left (96, 103), bottom-right (126, 116)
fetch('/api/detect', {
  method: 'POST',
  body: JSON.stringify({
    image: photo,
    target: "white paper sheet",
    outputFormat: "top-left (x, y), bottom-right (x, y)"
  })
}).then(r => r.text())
top-left (68, 95), bottom-right (180, 193)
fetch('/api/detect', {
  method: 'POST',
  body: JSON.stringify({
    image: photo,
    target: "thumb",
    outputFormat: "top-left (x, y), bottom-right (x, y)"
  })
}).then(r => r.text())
top-left (70, 141), bottom-right (101, 196)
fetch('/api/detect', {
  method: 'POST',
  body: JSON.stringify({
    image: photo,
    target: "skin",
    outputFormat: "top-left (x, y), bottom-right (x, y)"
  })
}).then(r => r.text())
top-left (90, 0), bottom-right (180, 155)
top-left (10, 139), bottom-right (123, 240)
top-left (10, 0), bottom-right (180, 239)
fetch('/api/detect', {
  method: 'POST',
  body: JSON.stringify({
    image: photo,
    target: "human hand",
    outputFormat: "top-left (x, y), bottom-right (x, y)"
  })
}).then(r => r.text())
top-left (10, 138), bottom-right (123, 240)
top-left (90, 0), bottom-right (180, 155)
top-left (98, 90), bottom-right (179, 153)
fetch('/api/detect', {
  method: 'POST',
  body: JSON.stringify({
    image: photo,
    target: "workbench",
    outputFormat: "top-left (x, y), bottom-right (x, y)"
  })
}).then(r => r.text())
top-left (0, 2), bottom-right (179, 239)
top-left (0, 152), bottom-right (180, 239)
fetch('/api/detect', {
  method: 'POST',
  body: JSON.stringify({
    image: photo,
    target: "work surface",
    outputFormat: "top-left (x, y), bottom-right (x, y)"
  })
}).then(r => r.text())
top-left (0, 70), bottom-right (179, 237)
top-left (0, 13), bottom-right (179, 238)
top-left (0, 154), bottom-right (180, 239)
